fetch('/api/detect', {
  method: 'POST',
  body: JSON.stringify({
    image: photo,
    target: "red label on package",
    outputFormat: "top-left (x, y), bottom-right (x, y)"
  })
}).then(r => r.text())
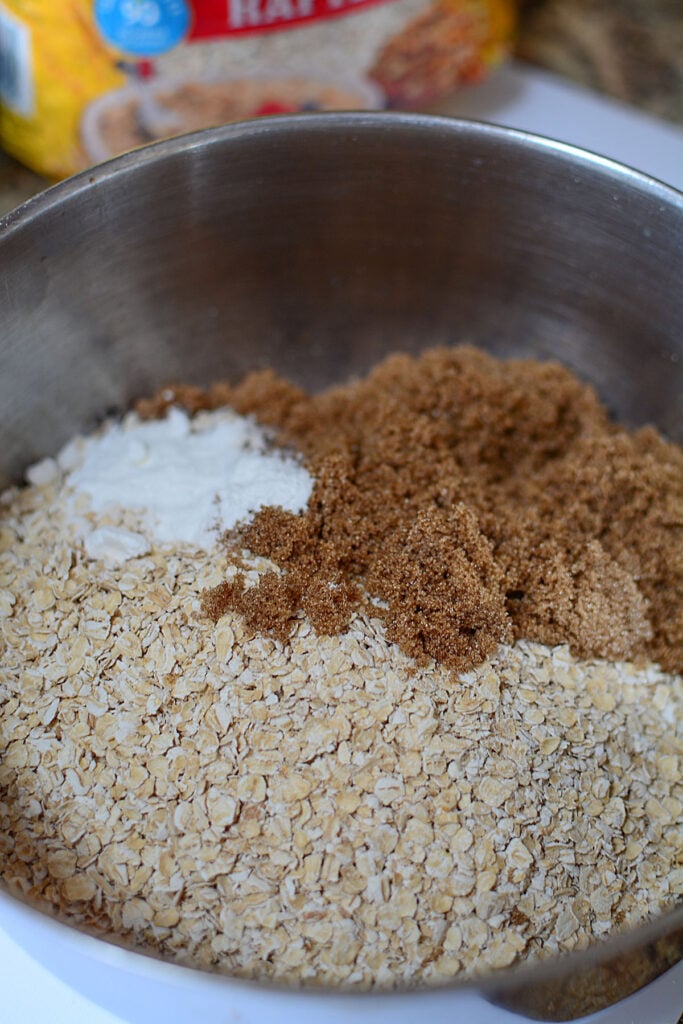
top-left (188, 0), bottom-right (392, 37)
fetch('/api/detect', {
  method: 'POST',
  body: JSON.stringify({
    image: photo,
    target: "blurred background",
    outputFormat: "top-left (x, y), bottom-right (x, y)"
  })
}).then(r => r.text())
top-left (516, 0), bottom-right (682, 123)
top-left (0, 0), bottom-right (681, 214)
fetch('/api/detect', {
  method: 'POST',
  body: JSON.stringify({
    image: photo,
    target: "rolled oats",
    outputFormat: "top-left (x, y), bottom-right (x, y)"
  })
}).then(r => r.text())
top-left (0, 462), bottom-right (681, 990)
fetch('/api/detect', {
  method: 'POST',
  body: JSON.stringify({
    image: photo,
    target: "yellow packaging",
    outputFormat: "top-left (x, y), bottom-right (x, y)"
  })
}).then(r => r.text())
top-left (0, 0), bottom-right (516, 180)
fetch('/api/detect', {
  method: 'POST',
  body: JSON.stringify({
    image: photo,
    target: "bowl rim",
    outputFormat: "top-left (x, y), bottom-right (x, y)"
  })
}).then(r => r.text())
top-left (1, 884), bottom-right (681, 1001)
top-left (1, 111), bottom-right (681, 244)
top-left (78, 71), bottom-right (386, 164)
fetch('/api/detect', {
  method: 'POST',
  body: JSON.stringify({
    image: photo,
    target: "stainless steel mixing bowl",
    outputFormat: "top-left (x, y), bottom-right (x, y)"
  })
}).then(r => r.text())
top-left (0, 113), bottom-right (681, 1022)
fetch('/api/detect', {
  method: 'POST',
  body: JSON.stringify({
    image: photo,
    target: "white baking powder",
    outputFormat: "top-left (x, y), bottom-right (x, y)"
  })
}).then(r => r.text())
top-left (65, 406), bottom-right (312, 556)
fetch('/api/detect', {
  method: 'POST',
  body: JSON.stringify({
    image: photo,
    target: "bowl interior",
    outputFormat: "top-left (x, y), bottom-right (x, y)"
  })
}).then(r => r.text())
top-left (0, 113), bottom-right (681, 491)
top-left (0, 114), bottom-right (681, 1019)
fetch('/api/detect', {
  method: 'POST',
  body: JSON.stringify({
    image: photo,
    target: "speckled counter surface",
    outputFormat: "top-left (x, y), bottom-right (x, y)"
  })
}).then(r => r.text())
top-left (0, 154), bottom-right (44, 217)
top-left (517, 0), bottom-right (683, 125)
top-left (1, 0), bottom-right (682, 215)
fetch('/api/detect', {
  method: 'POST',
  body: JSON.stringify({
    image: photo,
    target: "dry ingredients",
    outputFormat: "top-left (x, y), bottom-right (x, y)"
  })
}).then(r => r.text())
top-left (143, 346), bottom-right (683, 674)
top-left (68, 404), bottom-right (312, 550)
top-left (0, 346), bottom-right (681, 988)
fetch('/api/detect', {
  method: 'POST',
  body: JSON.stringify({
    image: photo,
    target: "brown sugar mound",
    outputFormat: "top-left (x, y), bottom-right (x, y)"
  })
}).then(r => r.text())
top-left (140, 346), bottom-right (683, 673)
top-left (202, 572), bottom-right (302, 644)
top-left (368, 505), bottom-right (513, 670)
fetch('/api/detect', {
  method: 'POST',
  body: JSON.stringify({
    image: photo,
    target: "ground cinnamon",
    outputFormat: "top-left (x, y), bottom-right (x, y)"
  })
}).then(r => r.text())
top-left (138, 346), bottom-right (683, 673)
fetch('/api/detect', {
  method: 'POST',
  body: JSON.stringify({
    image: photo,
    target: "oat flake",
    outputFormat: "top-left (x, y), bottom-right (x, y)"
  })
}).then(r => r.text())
top-left (0, 452), bottom-right (681, 989)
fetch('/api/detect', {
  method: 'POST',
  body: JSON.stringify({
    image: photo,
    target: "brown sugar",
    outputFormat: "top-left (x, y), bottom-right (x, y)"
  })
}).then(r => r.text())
top-left (140, 346), bottom-right (683, 673)
top-left (368, 504), bottom-right (513, 669)
top-left (201, 572), bottom-right (302, 644)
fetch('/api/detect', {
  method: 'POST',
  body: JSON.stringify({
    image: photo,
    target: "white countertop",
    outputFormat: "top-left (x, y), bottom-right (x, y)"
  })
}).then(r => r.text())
top-left (1, 917), bottom-right (682, 1024)
top-left (437, 60), bottom-right (683, 192)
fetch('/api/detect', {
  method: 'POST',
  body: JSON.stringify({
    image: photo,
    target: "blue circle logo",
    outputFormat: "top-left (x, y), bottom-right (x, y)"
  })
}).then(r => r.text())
top-left (95, 0), bottom-right (191, 57)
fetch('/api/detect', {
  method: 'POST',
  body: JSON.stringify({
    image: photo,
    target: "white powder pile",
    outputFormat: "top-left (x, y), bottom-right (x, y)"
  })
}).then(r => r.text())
top-left (58, 406), bottom-right (312, 562)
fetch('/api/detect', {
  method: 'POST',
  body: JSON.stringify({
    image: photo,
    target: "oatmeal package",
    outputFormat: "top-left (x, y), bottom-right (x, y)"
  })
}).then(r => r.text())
top-left (0, 0), bottom-right (515, 179)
